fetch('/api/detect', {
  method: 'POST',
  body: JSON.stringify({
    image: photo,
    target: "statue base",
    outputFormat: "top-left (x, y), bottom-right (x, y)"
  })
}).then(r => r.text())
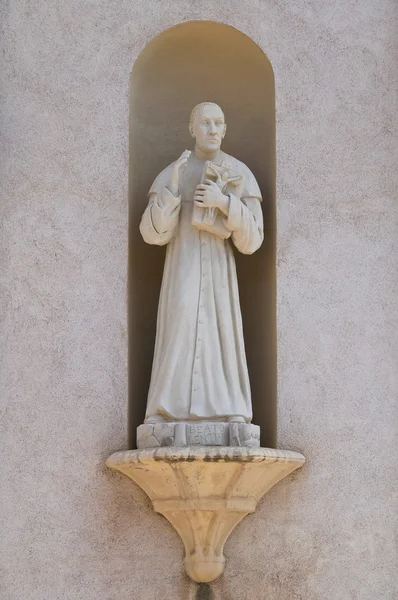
top-left (106, 446), bottom-right (305, 582)
top-left (137, 421), bottom-right (260, 449)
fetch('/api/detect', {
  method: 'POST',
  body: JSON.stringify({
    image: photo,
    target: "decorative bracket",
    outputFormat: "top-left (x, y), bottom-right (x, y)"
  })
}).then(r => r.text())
top-left (106, 446), bottom-right (305, 582)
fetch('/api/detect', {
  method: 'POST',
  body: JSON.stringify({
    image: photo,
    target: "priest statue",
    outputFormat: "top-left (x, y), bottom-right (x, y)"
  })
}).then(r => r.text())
top-left (139, 102), bottom-right (263, 428)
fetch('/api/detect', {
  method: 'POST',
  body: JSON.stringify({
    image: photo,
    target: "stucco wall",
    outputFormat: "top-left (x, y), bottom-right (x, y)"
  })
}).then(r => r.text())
top-left (1, 2), bottom-right (397, 599)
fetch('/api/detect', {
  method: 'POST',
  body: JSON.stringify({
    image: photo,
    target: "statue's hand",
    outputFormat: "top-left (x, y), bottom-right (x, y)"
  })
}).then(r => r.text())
top-left (205, 163), bottom-right (224, 187)
top-left (168, 150), bottom-right (191, 197)
top-left (194, 179), bottom-right (230, 215)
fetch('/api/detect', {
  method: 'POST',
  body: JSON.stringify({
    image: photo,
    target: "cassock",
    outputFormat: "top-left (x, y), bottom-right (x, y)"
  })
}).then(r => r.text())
top-left (139, 151), bottom-right (263, 422)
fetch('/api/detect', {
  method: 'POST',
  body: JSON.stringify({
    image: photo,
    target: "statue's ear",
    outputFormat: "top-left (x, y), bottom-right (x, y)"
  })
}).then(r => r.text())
top-left (189, 124), bottom-right (195, 138)
top-left (222, 124), bottom-right (227, 139)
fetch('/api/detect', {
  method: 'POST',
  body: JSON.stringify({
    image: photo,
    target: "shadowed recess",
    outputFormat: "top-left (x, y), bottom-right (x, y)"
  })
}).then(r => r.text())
top-left (196, 582), bottom-right (214, 600)
top-left (128, 21), bottom-right (276, 448)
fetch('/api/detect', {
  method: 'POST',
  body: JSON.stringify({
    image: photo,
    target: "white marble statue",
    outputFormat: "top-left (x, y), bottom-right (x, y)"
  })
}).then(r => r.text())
top-left (140, 102), bottom-right (263, 424)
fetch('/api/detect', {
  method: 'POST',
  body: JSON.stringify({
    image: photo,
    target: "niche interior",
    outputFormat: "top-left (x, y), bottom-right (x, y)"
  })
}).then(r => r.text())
top-left (128, 21), bottom-right (276, 447)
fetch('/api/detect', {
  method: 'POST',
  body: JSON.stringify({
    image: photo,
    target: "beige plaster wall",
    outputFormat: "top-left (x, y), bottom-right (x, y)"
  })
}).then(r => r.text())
top-left (1, 2), bottom-right (397, 600)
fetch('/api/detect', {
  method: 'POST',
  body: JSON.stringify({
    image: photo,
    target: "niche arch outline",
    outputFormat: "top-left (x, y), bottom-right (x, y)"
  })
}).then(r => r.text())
top-left (128, 20), bottom-right (276, 448)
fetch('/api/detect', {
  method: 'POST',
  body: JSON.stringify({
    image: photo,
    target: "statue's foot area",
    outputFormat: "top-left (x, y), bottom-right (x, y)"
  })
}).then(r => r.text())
top-left (137, 421), bottom-right (260, 449)
top-left (144, 415), bottom-right (166, 424)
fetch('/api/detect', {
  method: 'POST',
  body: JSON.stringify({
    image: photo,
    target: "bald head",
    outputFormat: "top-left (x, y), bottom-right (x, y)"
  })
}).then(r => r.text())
top-left (189, 103), bottom-right (227, 154)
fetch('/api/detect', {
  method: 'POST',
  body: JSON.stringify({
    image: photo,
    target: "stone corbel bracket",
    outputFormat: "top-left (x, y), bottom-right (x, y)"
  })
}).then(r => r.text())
top-left (106, 446), bottom-right (305, 582)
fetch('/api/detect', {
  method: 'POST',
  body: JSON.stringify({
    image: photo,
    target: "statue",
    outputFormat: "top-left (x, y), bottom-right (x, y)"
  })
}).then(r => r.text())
top-left (109, 103), bottom-right (305, 581)
top-left (139, 102), bottom-right (264, 438)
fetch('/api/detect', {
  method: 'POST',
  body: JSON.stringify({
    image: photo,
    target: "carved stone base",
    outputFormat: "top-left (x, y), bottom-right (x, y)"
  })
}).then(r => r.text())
top-left (137, 421), bottom-right (260, 449)
top-left (106, 446), bottom-right (305, 582)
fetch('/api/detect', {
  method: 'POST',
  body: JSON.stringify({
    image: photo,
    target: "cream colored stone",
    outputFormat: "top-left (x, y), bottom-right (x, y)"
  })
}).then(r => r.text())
top-left (106, 447), bottom-right (305, 582)
top-left (140, 103), bottom-right (263, 424)
top-left (136, 421), bottom-right (260, 448)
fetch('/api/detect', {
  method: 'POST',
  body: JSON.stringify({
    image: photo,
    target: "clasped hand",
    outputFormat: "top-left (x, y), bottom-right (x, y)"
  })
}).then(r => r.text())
top-left (194, 179), bottom-right (229, 215)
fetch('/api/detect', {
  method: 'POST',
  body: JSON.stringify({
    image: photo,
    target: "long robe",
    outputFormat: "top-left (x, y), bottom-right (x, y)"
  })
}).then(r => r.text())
top-left (140, 151), bottom-right (263, 422)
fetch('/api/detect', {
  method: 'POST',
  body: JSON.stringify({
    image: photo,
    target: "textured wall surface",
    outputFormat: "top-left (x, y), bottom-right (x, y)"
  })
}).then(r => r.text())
top-left (1, 2), bottom-right (397, 600)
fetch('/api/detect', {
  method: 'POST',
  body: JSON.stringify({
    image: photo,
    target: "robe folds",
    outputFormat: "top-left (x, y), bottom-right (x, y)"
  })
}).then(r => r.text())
top-left (140, 151), bottom-right (263, 422)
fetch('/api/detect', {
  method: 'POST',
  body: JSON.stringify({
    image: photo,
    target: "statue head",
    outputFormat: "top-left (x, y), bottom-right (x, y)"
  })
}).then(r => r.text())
top-left (189, 103), bottom-right (227, 154)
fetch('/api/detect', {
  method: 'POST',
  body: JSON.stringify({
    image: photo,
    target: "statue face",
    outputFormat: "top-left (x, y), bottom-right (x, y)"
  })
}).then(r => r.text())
top-left (192, 104), bottom-right (226, 153)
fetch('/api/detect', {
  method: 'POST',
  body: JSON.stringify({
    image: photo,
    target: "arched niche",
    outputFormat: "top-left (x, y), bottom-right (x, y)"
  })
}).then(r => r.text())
top-left (128, 21), bottom-right (276, 448)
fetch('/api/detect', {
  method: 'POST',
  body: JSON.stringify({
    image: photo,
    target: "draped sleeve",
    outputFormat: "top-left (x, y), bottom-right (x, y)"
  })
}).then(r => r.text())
top-left (224, 163), bottom-right (264, 255)
top-left (139, 164), bottom-right (181, 246)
